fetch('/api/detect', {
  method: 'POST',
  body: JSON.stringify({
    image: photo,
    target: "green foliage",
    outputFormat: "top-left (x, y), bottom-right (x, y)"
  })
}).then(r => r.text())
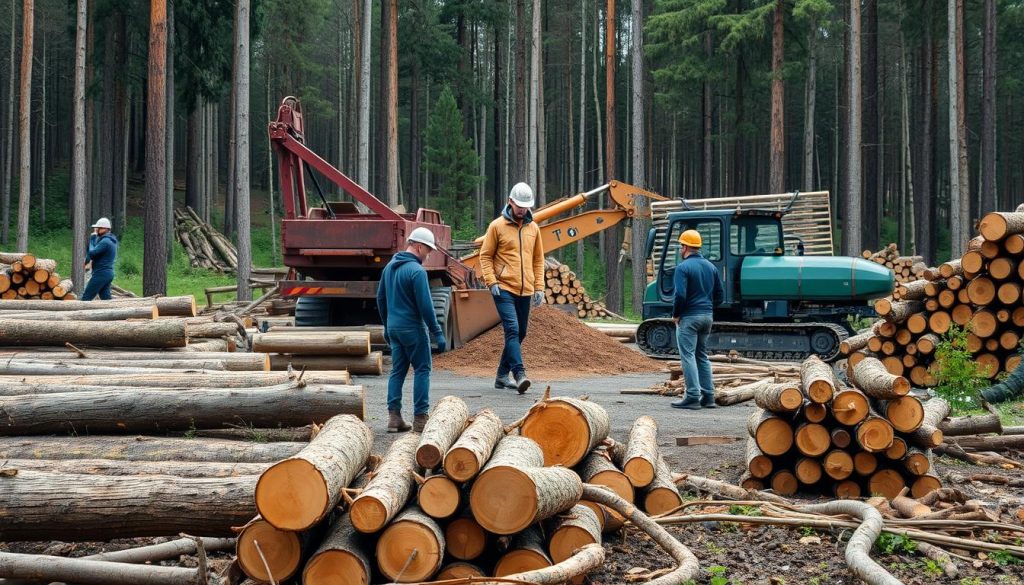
top-left (728, 504), bottom-right (762, 516)
top-left (799, 525), bottom-right (816, 537)
top-left (174, 0), bottom-right (237, 110)
top-left (989, 550), bottom-right (1023, 566)
top-left (959, 578), bottom-right (982, 585)
top-left (921, 559), bottom-right (944, 577)
top-left (933, 325), bottom-right (987, 414)
top-left (707, 565), bottom-right (730, 585)
top-left (423, 85), bottom-right (482, 236)
top-left (875, 533), bottom-right (917, 555)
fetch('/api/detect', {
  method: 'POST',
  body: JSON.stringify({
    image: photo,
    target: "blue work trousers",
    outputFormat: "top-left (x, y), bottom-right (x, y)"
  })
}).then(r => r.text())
top-left (82, 270), bottom-right (114, 301)
top-left (386, 327), bottom-right (432, 415)
top-left (676, 313), bottom-right (715, 401)
top-left (492, 289), bottom-right (532, 378)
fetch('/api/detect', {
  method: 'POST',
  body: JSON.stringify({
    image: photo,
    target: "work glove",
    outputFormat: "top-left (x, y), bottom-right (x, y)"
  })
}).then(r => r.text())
top-left (532, 291), bottom-right (544, 307)
top-left (490, 284), bottom-right (502, 297)
top-left (435, 334), bottom-right (447, 353)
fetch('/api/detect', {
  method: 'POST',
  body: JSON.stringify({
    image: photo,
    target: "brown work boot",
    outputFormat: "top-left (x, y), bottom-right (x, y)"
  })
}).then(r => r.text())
top-left (413, 413), bottom-right (429, 433)
top-left (387, 410), bottom-right (411, 433)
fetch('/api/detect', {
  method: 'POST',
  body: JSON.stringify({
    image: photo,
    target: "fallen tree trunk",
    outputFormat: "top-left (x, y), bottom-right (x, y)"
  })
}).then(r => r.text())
top-left (0, 436), bottom-right (306, 463)
top-left (255, 415), bottom-right (372, 531)
top-left (673, 473), bottom-right (791, 504)
top-left (184, 322), bottom-right (242, 339)
top-left (0, 458), bottom-right (268, 478)
top-left (0, 551), bottom-right (205, 585)
top-left (621, 415), bottom-right (658, 488)
top-left (520, 396), bottom-right (610, 467)
top-left (268, 352), bottom-right (383, 375)
top-left (938, 408), bottom-right (1003, 436)
top-left (349, 432), bottom-right (421, 533)
top-left (0, 383), bottom-right (365, 435)
top-left (443, 409), bottom-right (504, 482)
top-left (946, 434), bottom-right (1024, 451)
top-left (0, 350), bottom-right (268, 371)
top-left (0, 319), bottom-right (187, 348)
top-left (0, 469), bottom-right (256, 540)
top-left (252, 331), bottom-right (371, 356)
top-left (0, 306), bottom-right (158, 321)
top-left (0, 370), bottom-right (351, 395)
top-left (416, 395), bottom-right (470, 469)
top-left (0, 296), bottom-right (197, 317)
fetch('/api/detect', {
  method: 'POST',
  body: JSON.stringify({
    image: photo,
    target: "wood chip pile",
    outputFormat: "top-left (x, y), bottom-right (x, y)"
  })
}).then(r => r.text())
top-left (861, 243), bottom-right (930, 284)
top-left (0, 252), bottom-right (76, 300)
top-left (845, 209), bottom-right (1024, 387)
top-left (543, 258), bottom-right (610, 318)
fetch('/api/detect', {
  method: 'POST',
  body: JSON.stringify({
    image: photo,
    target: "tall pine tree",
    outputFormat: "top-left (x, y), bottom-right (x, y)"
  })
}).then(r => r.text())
top-left (424, 85), bottom-right (481, 237)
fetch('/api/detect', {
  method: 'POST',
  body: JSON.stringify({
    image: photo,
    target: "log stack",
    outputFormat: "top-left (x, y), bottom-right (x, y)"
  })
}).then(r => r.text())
top-left (847, 211), bottom-right (1024, 387)
top-left (174, 206), bottom-right (240, 272)
top-left (256, 329), bottom-right (383, 376)
top-left (232, 394), bottom-right (688, 584)
top-left (0, 252), bottom-right (76, 300)
top-left (543, 258), bottom-right (610, 319)
top-left (861, 243), bottom-right (930, 285)
top-left (739, 355), bottom-right (944, 499)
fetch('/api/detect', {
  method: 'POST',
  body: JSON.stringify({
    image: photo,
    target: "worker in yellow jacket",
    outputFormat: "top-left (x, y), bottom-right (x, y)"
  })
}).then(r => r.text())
top-left (478, 182), bottom-right (545, 394)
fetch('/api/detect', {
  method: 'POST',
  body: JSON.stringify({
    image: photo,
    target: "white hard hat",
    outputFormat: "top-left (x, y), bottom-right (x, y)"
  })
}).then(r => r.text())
top-left (408, 227), bottom-right (437, 250)
top-left (509, 182), bottom-right (535, 209)
top-left (92, 217), bottom-right (112, 229)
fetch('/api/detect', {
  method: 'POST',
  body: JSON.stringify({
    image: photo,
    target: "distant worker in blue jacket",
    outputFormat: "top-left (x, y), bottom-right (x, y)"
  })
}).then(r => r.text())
top-left (82, 217), bottom-right (119, 301)
top-left (671, 229), bottom-right (724, 410)
top-left (377, 227), bottom-right (447, 433)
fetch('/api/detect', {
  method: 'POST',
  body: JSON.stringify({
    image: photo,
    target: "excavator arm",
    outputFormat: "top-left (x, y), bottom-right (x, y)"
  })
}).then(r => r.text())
top-left (459, 181), bottom-right (668, 276)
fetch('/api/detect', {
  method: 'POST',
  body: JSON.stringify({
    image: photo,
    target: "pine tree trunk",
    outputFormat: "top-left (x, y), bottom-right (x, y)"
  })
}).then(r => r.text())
top-left (861, 0), bottom-right (879, 250)
top-left (385, 0), bottom-right (398, 207)
top-left (604, 0), bottom-right (622, 313)
top-left (528, 0), bottom-right (540, 188)
top-left (513, 0), bottom-right (526, 182)
top-left (37, 35), bottom-right (44, 225)
top-left (164, 3), bottom-right (175, 262)
top-left (801, 22), bottom-right (816, 193)
top-left (630, 0), bottom-right (646, 314)
top-left (703, 32), bottom-right (713, 195)
top-left (769, 0), bottom-right (785, 194)
top-left (2, 0), bottom-right (15, 246)
top-left (143, 0), bottom-right (167, 295)
top-left (71, 0), bottom-right (87, 293)
top-left (842, 0), bottom-right (862, 256)
top-left (233, 0), bottom-right (251, 301)
top-left (15, 0), bottom-right (33, 253)
top-left (357, 0), bottom-right (370, 188)
top-left (981, 0), bottom-right (997, 214)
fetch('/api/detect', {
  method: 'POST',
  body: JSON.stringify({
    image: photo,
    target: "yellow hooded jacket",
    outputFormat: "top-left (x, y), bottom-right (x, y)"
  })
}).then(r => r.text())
top-left (478, 205), bottom-right (545, 296)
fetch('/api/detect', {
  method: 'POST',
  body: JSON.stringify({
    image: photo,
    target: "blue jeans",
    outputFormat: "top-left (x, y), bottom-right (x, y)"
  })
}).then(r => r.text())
top-left (82, 270), bottom-right (114, 300)
top-left (387, 327), bottom-right (432, 415)
top-left (492, 289), bottom-right (531, 378)
top-left (677, 313), bottom-right (714, 401)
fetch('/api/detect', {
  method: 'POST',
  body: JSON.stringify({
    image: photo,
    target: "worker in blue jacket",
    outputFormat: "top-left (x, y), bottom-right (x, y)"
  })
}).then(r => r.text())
top-left (377, 227), bottom-right (447, 434)
top-left (671, 229), bottom-right (724, 410)
top-left (82, 217), bottom-right (119, 301)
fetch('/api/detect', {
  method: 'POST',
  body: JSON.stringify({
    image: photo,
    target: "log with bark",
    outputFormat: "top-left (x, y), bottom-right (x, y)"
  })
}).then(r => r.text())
top-left (416, 395), bottom-right (469, 469)
top-left (746, 409), bottom-right (793, 456)
top-left (252, 331), bottom-right (371, 356)
top-left (642, 454), bottom-right (685, 515)
top-left (908, 398), bottom-right (948, 448)
top-left (444, 514), bottom-right (488, 561)
top-left (548, 504), bottom-right (602, 565)
top-left (235, 516), bottom-right (324, 584)
top-left (0, 296), bottom-right (197, 316)
top-left (0, 306), bottom-right (157, 321)
top-left (0, 435), bottom-right (306, 462)
top-left (493, 526), bottom-right (553, 577)
top-left (254, 415), bottom-right (372, 531)
top-left (0, 383), bottom-right (365, 435)
top-left (443, 409), bottom-right (503, 482)
top-left (375, 507), bottom-right (445, 582)
top-left (575, 449), bottom-right (634, 524)
top-left (520, 396), bottom-right (610, 467)
top-left (620, 415), bottom-right (658, 488)
top-left (469, 435), bottom-right (583, 534)
top-left (302, 514), bottom-right (373, 585)
top-left (0, 458), bottom-right (268, 478)
top-left (0, 350), bottom-right (268, 371)
top-left (849, 357), bottom-right (910, 399)
top-left (416, 472), bottom-right (462, 520)
top-left (349, 432), bottom-right (421, 533)
top-left (800, 355), bottom-right (838, 403)
top-left (0, 469), bottom-right (256, 540)
top-left (0, 551), bottom-right (206, 585)
top-left (753, 382), bottom-right (804, 413)
top-left (0, 318), bottom-right (187, 348)
top-left (0, 370), bottom-right (351, 395)
top-left (268, 352), bottom-right (383, 375)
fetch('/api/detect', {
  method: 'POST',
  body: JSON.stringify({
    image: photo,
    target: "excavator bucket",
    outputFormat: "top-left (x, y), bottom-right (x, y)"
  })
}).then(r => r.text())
top-left (449, 288), bottom-right (500, 349)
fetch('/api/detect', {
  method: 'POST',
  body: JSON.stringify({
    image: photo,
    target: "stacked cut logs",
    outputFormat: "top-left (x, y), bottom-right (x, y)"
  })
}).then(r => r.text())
top-left (543, 258), bottom-right (610, 318)
top-left (637, 356), bottom-right (801, 396)
top-left (861, 244), bottom-right (930, 285)
top-left (174, 207), bottom-right (240, 272)
top-left (847, 211), bottom-right (1024, 387)
top-left (254, 329), bottom-right (383, 376)
top-left (234, 393), bottom-right (696, 584)
top-left (0, 252), bottom-right (76, 300)
top-left (739, 355), bottom-right (944, 499)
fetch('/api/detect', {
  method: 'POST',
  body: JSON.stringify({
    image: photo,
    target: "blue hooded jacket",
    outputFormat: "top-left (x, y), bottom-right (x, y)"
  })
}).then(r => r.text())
top-left (85, 233), bottom-right (119, 274)
top-left (672, 252), bottom-right (724, 318)
top-left (377, 251), bottom-right (443, 339)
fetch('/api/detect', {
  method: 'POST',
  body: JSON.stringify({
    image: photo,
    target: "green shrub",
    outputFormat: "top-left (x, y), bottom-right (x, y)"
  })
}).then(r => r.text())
top-left (933, 325), bottom-right (987, 414)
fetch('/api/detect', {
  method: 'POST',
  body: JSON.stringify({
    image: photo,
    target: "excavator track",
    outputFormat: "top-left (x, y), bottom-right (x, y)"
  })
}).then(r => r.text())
top-left (637, 319), bottom-right (849, 363)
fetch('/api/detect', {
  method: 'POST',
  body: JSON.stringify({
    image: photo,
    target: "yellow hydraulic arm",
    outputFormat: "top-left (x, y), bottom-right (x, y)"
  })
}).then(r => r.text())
top-left (459, 181), bottom-right (668, 277)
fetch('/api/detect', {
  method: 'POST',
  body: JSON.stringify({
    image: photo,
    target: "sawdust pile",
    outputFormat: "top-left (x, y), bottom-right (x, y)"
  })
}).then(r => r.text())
top-left (434, 306), bottom-right (662, 378)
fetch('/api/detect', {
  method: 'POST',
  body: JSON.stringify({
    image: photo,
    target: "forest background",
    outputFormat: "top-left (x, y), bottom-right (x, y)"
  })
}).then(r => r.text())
top-left (0, 0), bottom-right (1018, 316)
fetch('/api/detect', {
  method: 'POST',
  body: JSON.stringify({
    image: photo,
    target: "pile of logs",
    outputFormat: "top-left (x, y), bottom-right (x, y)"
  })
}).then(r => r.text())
top-left (846, 210), bottom-right (1024, 387)
top-left (174, 207), bottom-right (240, 272)
top-left (861, 243), bottom-right (930, 285)
top-left (543, 258), bottom-right (610, 319)
top-left (233, 393), bottom-right (699, 584)
top-left (0, 252), bottom-right (75, 300)
top-left (735, 355), bottom-right (944, 499)
top-left (254, 328), bottom-right (384, 376)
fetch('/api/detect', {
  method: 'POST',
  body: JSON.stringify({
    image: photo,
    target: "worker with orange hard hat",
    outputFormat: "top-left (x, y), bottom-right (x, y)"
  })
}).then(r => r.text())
top-left (670, 229), bottom-right (724, 410)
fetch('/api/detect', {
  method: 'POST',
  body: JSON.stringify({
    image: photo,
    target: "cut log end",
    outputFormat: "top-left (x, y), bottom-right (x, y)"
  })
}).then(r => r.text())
top-left (237, 518), bottom-right (302, 583)
top-left (622, 458), bottom-right (655, 488)
top-left (494, 549), bottom-right (552, 577)
top-left (642, 486), bottom-right (684, 516)
top-left (419, 475), bottom-right (461, 520)
top-left (348, 497), bottom-right (390, 534)
top-left (521, 399), bottom-right (608, 467)
top-left (375, 515), bottom-right (444, 582)
top-left (303, 550), bottom-right (371, 585)
top-left (445, 517), bottom-right (487, 561)
top-left (444, 447), bottom-right (483, 483)
top-left (254, 458), bottom-right (329, 531)
top-left (469, 467), bottom-right (538, 534)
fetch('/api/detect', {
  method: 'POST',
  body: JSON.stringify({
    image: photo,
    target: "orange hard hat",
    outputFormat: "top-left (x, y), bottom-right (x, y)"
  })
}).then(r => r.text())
top-left (678, 229), bottom-right (703, 248)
